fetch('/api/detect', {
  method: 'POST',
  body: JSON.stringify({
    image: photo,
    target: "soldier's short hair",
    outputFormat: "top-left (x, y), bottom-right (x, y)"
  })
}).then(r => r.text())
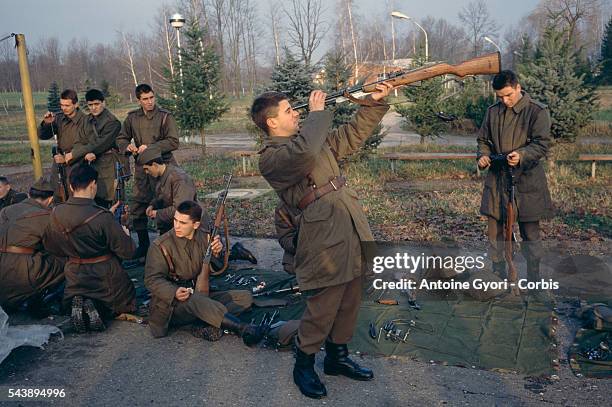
top-left (0, 176), bottom-right (9, 185)
top-left (60, 89), bottom-right (78, 104)
top-left (176, 200), bottom-right (202, 223)
top-left (135, 84), bottom-right (154, 99)
top-left (85, 88), bottom-right (105, 102)
top-left (29, 188), bottom-right (53, 200)
top-left (492, 70), bottom-right (519, 90)
top-left (250, 91), bottom-right (288, 134)
top-left (69, 163), bottom-right (98, 191)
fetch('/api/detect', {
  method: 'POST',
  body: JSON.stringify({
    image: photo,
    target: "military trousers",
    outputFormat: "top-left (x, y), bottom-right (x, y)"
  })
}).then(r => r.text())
top-left (297, 275), bottom-right (363, 355)
top-left (0, 253), bottom-right (66, 308)
top-left (170, 289), bottom-right (252, 328)
top-left (487, 217), bottom-right (543, 265)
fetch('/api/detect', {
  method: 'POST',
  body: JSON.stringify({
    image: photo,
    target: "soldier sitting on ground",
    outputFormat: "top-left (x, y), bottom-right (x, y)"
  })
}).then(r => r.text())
top-left (0, 177), bottom-right (65, 317)
top-left (43, 163), bottom-right (136, 333)
top-left (0, 176), bottom-right (27, 211)
top-left (144, 200), bottom-right (266, 346)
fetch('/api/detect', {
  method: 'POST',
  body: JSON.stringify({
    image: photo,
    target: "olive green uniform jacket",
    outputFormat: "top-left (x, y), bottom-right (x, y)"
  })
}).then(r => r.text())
top-left (0, 199), bottom-right (65, 307)
top-left (477, 92), bottom-right (553, 222)
top-left (72, 109), bottom-right (122, 201)
top-left (259, 100), bottom-right (389, 290)
top-left (151, 165), bottom-right (198, 233)
top-left (274, 202), bottom-right (297, 275)
top-left (0, 189), bottom-right (27, 211)
top-left (43, 197), bottom-right (136, 313)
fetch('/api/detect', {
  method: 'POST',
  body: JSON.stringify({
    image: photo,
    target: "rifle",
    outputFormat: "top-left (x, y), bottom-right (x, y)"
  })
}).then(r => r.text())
top-left (292, 52), bottom-right (501, 110)
top-left (51, 146), bottom-right (69, 202)
top-left (490, 154), bottom-right (520, 295)
top-left (253, 277), bottom-right (300, 297)
top-left (195, 174), bottom-right (233, 296)
top-left (113, 159), bottom-right (131, 227)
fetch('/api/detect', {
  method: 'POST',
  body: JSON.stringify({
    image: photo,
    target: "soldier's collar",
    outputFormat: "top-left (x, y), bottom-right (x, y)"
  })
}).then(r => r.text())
top-left (511, 91), bottom-right (529, 114)
top-left (67, 196), bottom-right (95, 205)
top-left (263, 134), bottom-right (296, 146)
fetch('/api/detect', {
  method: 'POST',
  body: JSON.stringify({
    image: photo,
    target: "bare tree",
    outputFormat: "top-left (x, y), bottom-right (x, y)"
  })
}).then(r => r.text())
top-left (345, 0), bottom-right (359, 79)
top-left (269, 0), bottom-right (283, 65)
top-left (283, 0), bottom-right (328, 66)
top-left (458, 0), bottom-right (498, 56)
top-left (118, 30), bottom-right (139, 87)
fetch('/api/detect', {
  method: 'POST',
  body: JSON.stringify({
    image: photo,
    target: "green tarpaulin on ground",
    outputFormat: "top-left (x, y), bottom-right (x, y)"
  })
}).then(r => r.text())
top-left (208, 268), bottom-right (557, 377)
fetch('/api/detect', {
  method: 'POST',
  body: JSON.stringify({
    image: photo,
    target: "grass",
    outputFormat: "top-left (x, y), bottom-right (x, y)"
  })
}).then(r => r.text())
top-left (0, 142), bottom-right (52, 166)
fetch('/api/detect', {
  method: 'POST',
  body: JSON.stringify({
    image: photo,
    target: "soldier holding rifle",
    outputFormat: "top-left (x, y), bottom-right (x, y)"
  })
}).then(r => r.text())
top-left (38, 89), bottom-right (86, 202)
top-left (477, 70), bottom-right (553, 283)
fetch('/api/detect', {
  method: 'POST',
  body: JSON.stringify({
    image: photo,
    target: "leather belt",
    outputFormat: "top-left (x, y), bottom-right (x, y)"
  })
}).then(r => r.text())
top-left (68, 254), bottom-right (112, 264)
top-left (0, 245), bottom-right (35, 255)
top-left (298, 176), bottom-right (346, 210)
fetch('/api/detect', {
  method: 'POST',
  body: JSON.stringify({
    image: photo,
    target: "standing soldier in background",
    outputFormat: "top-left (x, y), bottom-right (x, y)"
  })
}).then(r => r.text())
top-left (117, 84), bottom-right (179, 260)
top-left (71, 89), bottom-right (122, 208)
top-left (0, 176), bottom-right (27, 211)
top-left (477, 70), bottom-right (553, 281)
top-left (43, 164), bottom-right (136, 333)
top-left (38, 89), bottom-right (86, 201)
top-left (0, 178), bottom-right (65, 316)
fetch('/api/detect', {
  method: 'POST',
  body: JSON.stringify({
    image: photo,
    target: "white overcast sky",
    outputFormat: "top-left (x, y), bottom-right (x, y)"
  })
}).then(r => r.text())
top-left (1, 0), bottom-right (542, 48)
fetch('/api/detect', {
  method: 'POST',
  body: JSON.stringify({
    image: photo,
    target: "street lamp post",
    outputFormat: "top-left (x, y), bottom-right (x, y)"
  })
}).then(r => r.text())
top-left (169, 13), bottom-right (185, 86)
top-left (391, 11), bottom-right (428, 61)
top-left (484, 36), bottom-right (502, 54)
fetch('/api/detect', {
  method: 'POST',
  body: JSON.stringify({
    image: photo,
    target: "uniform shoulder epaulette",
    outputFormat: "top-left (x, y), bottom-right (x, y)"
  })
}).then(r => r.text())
top-left (92, 203), bottom-right (111, 214)
top-left (157, 107), bottom-right (171, 115)
top-left (529, 99), bottom-right (548, 110)
top-left (127, 108), bottom-right (141, 116)
top-left (154, 232), bottom-right (172, 246)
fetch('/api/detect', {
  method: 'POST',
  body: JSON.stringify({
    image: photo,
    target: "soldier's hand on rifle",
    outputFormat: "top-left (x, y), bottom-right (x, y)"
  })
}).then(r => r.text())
top-left (370, 81), bottom-right (394, 101)
top-left (64, 152), bottom-right (73, 163)
top-left (43, 111), bottom-right (55, 124)
top-left (85, 153), bottom-right (96, 162)
top-left (121, 225), bottom-right (130, 236)
top-left (211, 235), bottom-right (222, 257)
top-left (146, 205), bottom-right (156, 219)
top-left (478, 155), bottom-right (491, 169)
top-left (175, 287), bottom-right (191, 302)
top-left (109, 200), bottom-right (121, 215)
top-left (507, 151), bottom-right (520, 167)
top-left (308, 90), bottom-right (326, 112)
top-left (127, 144), bottom-right (139, 154)
top-left (54, 154), bottom-right (66, 164)
top-left (137, 144), bottom-right (148, 154)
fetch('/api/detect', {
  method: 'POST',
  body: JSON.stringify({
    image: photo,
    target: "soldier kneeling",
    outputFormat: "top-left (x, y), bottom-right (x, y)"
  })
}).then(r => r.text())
top-left (144, 200), bottom-right (265, 346)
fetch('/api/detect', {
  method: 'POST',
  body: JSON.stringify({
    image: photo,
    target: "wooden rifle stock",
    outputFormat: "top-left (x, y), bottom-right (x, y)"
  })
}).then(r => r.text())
top-left (195, 174), bottom-right (233, 296)
top-left (362, 52), bottom-right (501, 92)
top-left (292, 52), bottom-right (501, 110)
top-left (504, 167), bottom-right (520, 296)
top-left (51, 146), bottom-right (69, 202)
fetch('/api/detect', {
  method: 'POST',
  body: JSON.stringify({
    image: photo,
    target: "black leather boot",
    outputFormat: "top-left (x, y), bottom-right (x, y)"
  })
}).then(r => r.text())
top-left (324, 341), bottom-right (374, 381)
top-left (293, 342), bottom-right (327, 399)
top-left (70, 296), bottom-right (87, 333)
top-left (83, 298), bottom-right (106, 332)
top-left (229, 242), bottom-right (258, 264)
top-left (220, 313), bottom-right (265, 347)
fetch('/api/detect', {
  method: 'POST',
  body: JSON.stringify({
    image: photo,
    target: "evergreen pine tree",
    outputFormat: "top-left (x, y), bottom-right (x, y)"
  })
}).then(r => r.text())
top-left (322, 50), bottom-right (386, 159)
top-left (47, 81), bottom-right (61, 114)
top-left (268, 48), bottom-right (314, 107)
top-left (598, 16), bottom-right (612, 85)
top-left (519, 26), bottom-right (598, 142)
top-left (395, 56), bottom-right (447, 143)
top-left (160, 21), bottom-right (228, 153)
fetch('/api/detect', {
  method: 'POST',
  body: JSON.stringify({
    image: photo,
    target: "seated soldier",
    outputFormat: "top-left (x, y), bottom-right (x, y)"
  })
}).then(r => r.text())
top-left (144, 200), bottom-right (265, 346)
top-left (0, 176), bottom-right (27, 211)
top-left (0, 177), bottom-right (65, 316)
top-left (138, 146), bottom-right (200, 235)
top-left (43, 163), bottom-right (136, 333)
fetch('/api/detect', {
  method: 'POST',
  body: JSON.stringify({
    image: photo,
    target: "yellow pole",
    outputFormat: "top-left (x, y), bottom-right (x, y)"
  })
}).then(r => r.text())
top-left (15, 34), bottom-right (43, 179)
